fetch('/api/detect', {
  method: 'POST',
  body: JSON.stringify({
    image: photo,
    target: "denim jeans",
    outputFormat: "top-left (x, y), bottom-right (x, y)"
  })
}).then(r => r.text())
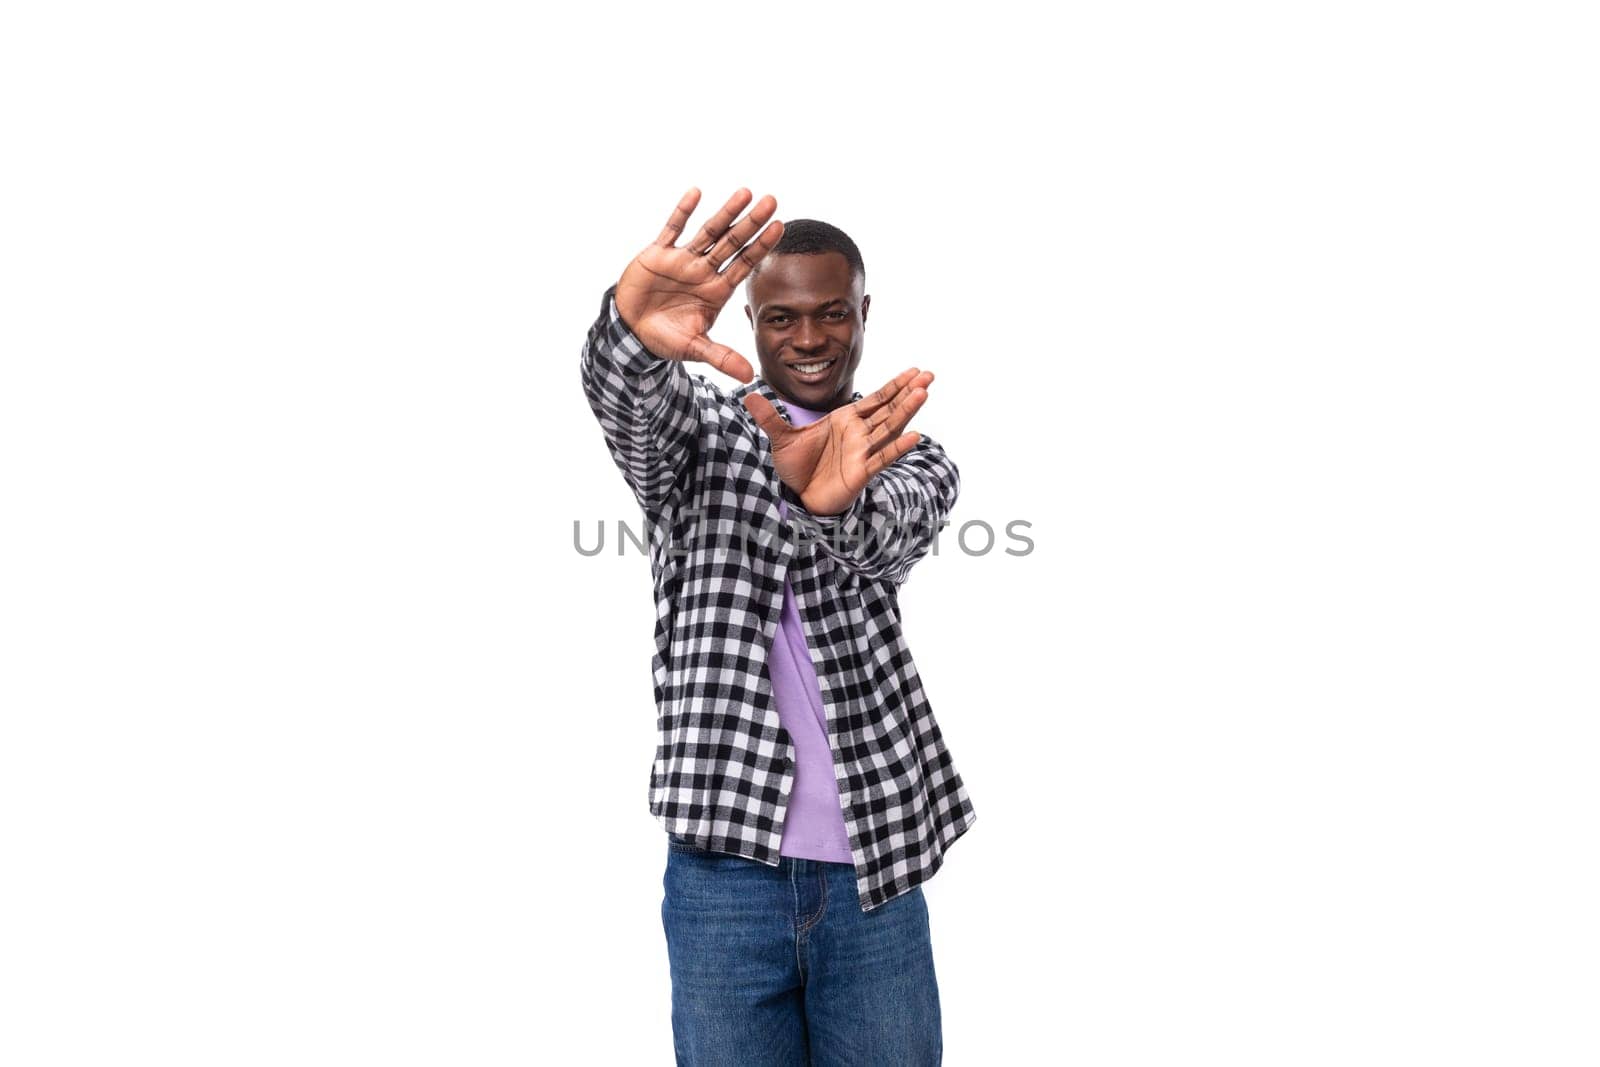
top-left (660, 833), bottom-right (943, 1066)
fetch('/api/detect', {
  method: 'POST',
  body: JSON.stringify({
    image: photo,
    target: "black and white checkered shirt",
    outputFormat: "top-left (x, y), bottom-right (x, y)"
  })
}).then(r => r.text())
top-left (579, 283), bottom-right (976, 912)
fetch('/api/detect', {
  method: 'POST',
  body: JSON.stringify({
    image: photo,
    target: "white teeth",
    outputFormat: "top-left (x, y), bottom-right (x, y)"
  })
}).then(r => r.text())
top-left (793, 359), bottom-right (835, 374)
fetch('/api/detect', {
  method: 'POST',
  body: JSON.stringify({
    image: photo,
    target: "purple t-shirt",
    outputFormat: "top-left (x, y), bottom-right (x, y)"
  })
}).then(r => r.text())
top-left (771, 399), bottom-right (855, 864)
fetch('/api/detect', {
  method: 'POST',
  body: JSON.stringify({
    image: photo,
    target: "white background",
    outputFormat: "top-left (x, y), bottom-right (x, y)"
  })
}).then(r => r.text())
top-left (3, 2), bottom-right (1597, 1064)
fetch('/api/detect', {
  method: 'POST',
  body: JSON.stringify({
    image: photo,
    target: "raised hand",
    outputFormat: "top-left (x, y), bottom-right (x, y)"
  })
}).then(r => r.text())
top-left (614, 187), bottom-right (784, 383)
top-left (743, 368), bottom-right (934, 516)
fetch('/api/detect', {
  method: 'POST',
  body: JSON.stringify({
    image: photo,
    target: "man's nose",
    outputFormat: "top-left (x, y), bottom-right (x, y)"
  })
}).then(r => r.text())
top-left (794, 320), bottom-right (828, 351)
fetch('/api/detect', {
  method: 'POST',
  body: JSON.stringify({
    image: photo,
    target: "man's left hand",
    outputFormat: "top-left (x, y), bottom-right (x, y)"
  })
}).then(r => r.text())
top-left (743, 368), bottom-right (934, 516)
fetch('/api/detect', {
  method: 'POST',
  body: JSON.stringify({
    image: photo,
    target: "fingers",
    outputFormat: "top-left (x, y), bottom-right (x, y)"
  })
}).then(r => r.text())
top-left (719, 219), bottom-right (784, 292)
top-left (685, 334), bottom-right (755, 383)
top-left (654, 187), bottom-right (703, 247)
top-left (848, 366), bottom-right (935, 466)
top-left (682, 188), bottom-right (754, 254)
top-left (855, 368), bottom-right (918, 417)
top-left (854, 367), bottom-right (932, 418)
top-left (704, 194), bottom-right (777, 268)
top-left (651, 185), bottom-right (783, 293)
top-left (865, 431), bottom-right (922, 476)
top-left (865, 384), bottom-right (929, 455)
top-left (742, 392), bottom-right (796, 439)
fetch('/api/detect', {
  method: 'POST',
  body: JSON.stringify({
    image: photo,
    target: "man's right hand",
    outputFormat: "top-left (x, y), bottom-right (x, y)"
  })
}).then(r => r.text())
top-left (614, 187), bottom-right (784, 384)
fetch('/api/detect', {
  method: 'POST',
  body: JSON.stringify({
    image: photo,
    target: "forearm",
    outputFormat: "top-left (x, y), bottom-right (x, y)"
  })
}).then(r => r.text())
top-left (579, 284), bottom-right (699, 513)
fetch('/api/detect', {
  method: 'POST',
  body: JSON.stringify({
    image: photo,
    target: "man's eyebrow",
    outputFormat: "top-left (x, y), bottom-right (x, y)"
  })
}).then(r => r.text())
top-left (763, 299), bottom-right (846, 314)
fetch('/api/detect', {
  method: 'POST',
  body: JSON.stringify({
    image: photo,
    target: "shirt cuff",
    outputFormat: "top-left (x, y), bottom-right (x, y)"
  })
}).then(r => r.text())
top-left (781, 481), bottom-right (868, 554)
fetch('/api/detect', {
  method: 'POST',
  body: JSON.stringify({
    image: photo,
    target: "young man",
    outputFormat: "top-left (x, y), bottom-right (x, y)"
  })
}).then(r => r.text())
top-left (579, 186), bottom-right (976, 1065)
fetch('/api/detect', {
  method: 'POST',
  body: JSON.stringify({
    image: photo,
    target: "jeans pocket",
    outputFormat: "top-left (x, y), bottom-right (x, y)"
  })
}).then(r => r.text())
top-left (666, 833), bottom-right (701, 855)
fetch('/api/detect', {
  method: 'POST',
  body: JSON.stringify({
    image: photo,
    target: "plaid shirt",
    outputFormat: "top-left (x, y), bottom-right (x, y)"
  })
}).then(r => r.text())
top-left (579, 283), bottom-right (976, 912)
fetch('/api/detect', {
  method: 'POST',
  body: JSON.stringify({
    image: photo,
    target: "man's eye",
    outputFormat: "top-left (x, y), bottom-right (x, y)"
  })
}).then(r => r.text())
top-left (826, 311), bottom-right (847, 319)
top-left (768, 317), bottom-right (790, 325)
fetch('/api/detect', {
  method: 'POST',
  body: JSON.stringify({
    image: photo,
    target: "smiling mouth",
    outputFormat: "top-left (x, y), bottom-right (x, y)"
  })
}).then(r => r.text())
top-left (787, 358), bottom-right (837, 379)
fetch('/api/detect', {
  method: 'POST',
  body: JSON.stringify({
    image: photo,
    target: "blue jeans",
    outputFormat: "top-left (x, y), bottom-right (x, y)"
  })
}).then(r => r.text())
top-left (660, 834), bottom-right (943, 1066)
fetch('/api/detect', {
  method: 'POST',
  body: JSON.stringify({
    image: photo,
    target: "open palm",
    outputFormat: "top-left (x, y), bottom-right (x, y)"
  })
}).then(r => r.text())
top-left (743, 368), bottom-right (935, 516)
top-left (614, 187), bottom-right (783, 383)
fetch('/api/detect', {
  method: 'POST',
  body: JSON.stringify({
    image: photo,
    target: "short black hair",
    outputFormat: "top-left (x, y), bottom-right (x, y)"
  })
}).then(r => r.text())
top-left (747, 218), bottom-right (865, 291)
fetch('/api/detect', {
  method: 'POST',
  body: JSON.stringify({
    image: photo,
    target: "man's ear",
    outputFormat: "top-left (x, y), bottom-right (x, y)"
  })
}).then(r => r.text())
top-left (744, 304), bottom-right (753, 329)
top-left (861, 293), bottom-right (870, 325)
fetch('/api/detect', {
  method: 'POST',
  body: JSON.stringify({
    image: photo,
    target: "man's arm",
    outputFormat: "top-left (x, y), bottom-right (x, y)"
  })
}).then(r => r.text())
top-left (781, 434), bottom-right (960, 585)
top-left (579, 284), bottom-right (700, 515)
top-left (742, 365), bottom-right (951, 584)
top-left (578, 186), bottom-right (784, 515)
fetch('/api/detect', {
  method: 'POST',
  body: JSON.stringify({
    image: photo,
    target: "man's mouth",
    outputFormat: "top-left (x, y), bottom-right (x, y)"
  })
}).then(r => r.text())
top-left (786, 357), bottom-right (837, 382)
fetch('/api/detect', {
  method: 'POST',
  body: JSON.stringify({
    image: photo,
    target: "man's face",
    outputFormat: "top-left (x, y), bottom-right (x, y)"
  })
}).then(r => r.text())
top-left (744, 251), bottom-right (870, 411)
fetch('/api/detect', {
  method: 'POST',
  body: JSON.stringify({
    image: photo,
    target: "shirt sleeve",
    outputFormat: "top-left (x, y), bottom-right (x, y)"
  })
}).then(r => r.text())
top-left (578, 283), bottom-right (701, 517)
top-left (780, 433), bottom-right (961, 585)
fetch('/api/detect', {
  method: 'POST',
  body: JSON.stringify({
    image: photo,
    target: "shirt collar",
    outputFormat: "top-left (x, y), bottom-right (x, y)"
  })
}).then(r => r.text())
top-left (734, 377), bottom-right (865, 425)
